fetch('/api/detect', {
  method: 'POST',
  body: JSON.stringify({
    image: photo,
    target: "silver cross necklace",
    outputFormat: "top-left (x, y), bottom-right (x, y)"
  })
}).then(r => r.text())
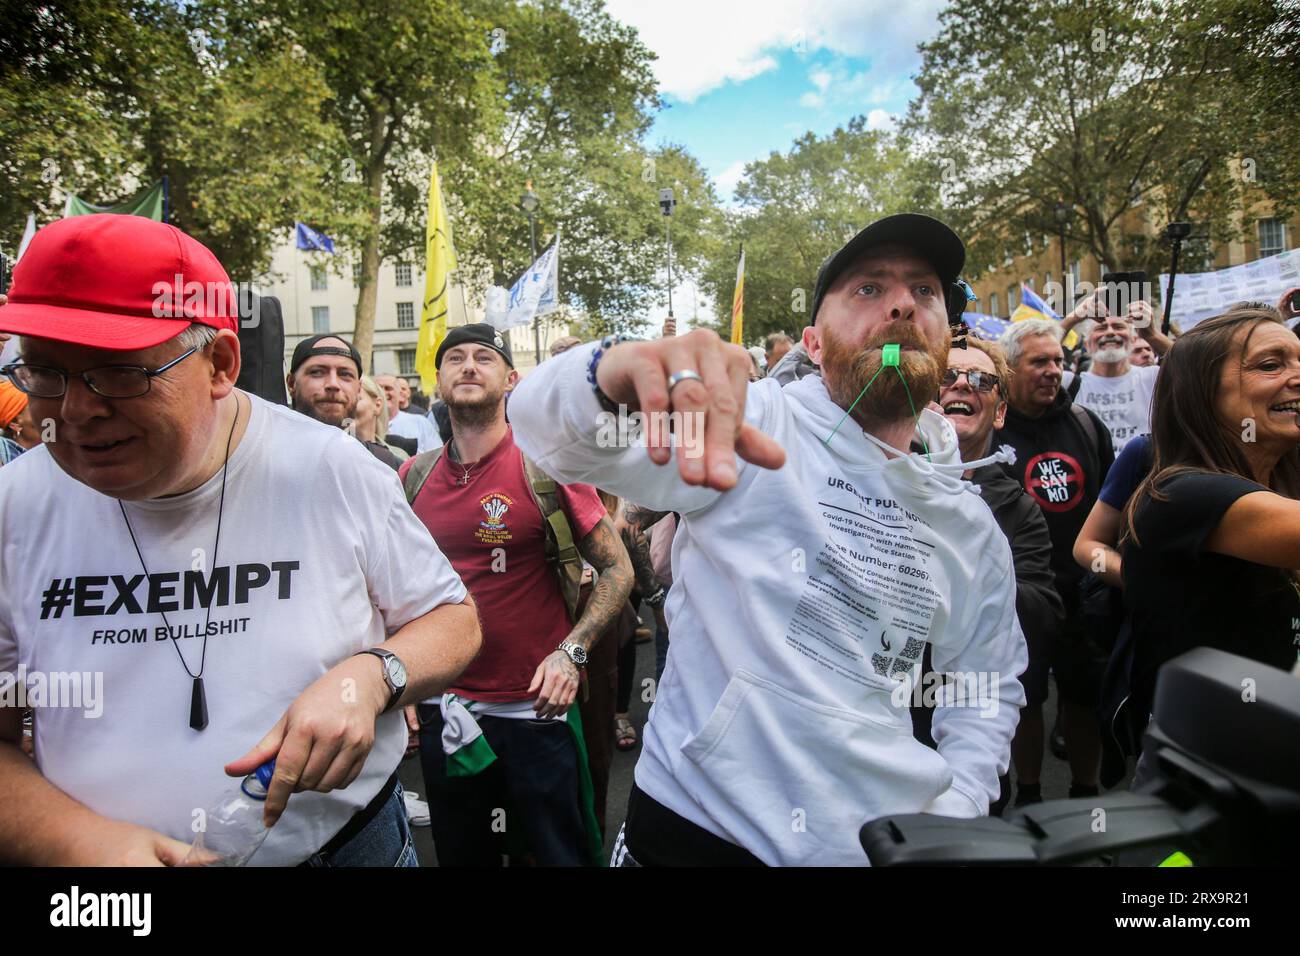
top-left (449, 440), bottom-right (476, 485)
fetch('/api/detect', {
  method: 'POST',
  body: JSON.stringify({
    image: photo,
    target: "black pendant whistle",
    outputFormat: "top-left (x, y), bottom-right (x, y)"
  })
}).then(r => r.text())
top-left (189, 676), bottom-right (209, 731)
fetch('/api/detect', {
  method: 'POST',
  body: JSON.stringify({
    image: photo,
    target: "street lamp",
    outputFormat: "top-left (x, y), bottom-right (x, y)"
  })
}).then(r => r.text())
top-left (520, 181), bottom-right (541, 365)
top-left (1054, 202), bottom-right (1070, 311)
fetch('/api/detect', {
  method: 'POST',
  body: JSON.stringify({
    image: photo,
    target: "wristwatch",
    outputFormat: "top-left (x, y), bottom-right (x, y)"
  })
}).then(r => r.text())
top-left (643, 586), bottom-right (667, 609)
top-left (357, 648), bottom-right (408, 713)
top-left (557, 641), bottom-right (588, 669)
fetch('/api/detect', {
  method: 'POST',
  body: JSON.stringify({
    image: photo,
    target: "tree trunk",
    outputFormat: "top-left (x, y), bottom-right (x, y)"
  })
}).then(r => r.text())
top-left (353, 103), bottom-right (389, 373)
top-left (1086, 204), bottom-right (1117, 275)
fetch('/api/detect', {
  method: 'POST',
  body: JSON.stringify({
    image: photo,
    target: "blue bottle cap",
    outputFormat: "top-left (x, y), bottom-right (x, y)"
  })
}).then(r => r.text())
top-left (255, 759), bottom-right (276, 790)
top-left (241, 759), bottom-right (277, 801)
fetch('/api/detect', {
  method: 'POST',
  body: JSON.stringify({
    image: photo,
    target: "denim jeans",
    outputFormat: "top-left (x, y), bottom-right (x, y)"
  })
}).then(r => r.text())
top-left (301, 782), bottom-right (419, 867)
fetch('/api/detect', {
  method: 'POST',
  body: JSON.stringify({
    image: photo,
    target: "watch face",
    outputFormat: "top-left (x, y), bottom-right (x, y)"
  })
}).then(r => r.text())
top-left (385, 656), bottom-right (408, 687)
top-left (570, 646), bottom-right (588, 665)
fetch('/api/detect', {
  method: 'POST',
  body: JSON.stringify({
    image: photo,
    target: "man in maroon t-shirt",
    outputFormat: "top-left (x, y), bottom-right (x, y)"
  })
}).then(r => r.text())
top-left (401, 324), bottom-right (632, 866)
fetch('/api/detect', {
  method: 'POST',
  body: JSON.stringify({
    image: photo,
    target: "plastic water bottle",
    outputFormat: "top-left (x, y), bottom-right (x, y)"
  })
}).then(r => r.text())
top-left (183, 760), bottom-right (276, 867)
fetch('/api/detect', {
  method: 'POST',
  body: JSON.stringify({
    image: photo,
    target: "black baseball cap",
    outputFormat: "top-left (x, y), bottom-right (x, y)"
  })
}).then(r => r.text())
top-left (290, 334), bottom-right (362, 375)
top-left (435, 322), bottom-right (513, 368)
top-left (810, 214), bottom-right (966, 324)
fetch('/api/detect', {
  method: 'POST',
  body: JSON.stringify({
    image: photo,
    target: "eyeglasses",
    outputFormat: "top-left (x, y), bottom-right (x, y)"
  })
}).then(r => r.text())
top-left (1, 347), bottom-right (199, 399)
top-left (941, 367), bottom-right (1000, 393)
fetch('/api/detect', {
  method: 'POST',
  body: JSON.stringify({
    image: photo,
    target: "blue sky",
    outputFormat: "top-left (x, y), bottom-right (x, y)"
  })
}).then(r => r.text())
top-left (605, 0), bottom-right (945, 202)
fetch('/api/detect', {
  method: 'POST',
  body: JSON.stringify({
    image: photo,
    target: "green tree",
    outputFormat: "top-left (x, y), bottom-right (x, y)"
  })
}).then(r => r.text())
top-left (904, 0), bottom-right (1297, 285)
top-left (697, 117), bottom-right (938, 345)
top-left (1, 0), bottom-right (726, 359)
top-left (0, 1), bottom-right (349, 280)
top-left (434, 1), bottom-right (722, 336)
top-left (240, 0), bottom-right (500, 366)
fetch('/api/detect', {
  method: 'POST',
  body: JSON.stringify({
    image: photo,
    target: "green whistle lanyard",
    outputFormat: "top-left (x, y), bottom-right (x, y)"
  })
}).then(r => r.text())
top-left (823, 344), bottom-right (932, 461)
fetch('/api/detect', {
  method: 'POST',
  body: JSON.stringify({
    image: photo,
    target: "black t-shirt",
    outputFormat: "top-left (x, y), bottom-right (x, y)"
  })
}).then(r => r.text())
top-left (1122, 471), bottom-right (1300, 713)
top-left (995, 397), bottom-right (1114, 599)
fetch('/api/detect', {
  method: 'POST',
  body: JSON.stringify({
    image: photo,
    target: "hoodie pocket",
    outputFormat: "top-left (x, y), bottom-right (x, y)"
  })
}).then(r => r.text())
top-left (677, 669), bottom-right (955, 866)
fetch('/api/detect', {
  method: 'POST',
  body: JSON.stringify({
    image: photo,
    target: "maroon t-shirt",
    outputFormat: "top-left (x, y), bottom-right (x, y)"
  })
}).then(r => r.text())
top-left (401, 427), bottom-right (605, 701)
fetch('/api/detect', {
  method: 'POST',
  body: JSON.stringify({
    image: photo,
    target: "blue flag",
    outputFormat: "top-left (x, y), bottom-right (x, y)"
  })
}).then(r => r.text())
top-left (295, 222), bottom-right (335, 254)
top-left (962, 312), bottom-right (1011, 341)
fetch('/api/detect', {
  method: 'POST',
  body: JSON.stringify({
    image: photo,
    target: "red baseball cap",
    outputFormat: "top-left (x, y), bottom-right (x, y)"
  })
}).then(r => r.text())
top-left (0, 213), bottom-right (238, 351)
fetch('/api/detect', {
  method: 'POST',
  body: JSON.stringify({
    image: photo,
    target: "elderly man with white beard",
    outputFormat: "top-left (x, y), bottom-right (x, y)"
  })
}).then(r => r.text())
top-left (1058, 294), bottom-right (1172, 452)
top-left (508, 214), bottom-right (1028, 866)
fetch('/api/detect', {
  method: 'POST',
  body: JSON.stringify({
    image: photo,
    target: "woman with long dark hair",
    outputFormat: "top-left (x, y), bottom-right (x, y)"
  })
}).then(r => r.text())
top-left (1120, 305), bottom-right (1300, 770)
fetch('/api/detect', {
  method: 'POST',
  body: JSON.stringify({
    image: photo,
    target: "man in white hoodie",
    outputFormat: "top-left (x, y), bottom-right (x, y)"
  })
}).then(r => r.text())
top-left (509, 214), bottom-right (1028, 866)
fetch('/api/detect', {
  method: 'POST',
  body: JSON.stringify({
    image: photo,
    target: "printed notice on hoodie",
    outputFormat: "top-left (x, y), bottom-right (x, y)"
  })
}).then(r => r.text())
top-left (784, 486), bottom-right (942, 691)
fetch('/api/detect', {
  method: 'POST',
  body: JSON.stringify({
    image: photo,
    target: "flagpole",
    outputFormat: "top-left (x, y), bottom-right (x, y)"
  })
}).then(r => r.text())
top-left (457, 276), bottom-right (469, 326)
top-left (552, 224), bottom-right (561, 348)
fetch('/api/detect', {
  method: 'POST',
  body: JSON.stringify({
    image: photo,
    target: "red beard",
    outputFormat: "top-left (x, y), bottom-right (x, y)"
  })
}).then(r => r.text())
top-left (820, 323), bottom-right (949, 426)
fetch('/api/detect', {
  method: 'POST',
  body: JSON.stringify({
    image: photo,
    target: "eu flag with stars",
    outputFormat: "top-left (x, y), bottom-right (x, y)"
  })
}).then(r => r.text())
top-left (295, 222), bottom-right (335, 254)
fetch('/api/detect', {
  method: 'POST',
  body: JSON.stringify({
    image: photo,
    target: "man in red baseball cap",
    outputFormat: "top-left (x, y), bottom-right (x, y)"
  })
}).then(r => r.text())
top-left (0, 215), bottom-right (481, 866)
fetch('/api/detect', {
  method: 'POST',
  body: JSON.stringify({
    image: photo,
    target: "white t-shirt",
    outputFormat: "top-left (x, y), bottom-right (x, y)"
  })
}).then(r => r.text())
top-left (0, 394), bottom-right (467, 865)
top-left (1063, 364), bottom-right (1159, 452)
top-left (387, 409), bottom-right (442, 453)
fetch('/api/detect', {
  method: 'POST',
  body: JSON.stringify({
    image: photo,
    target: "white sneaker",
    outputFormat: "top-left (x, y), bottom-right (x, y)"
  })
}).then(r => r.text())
top-left (403, 790), bottom-right (431, 827)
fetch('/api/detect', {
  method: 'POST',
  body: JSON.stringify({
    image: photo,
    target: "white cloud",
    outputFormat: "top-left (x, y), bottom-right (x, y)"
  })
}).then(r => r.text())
top-left (866, 109), bottom-right (896, 131)
top-left (604, 0), bottom-right (946, 102)
top-left (795, 63), bottom-right (911, 118)
top-left (714, 160), bottom-right (747, 199)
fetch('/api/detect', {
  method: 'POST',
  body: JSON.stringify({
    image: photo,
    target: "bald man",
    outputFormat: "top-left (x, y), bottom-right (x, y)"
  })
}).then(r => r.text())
top-left (377, 373), bottom-right (442, 453)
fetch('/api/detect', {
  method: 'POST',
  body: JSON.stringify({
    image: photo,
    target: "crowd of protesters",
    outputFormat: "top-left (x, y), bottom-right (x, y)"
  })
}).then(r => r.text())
top-left (0, 210), bottom-right (1298, 867)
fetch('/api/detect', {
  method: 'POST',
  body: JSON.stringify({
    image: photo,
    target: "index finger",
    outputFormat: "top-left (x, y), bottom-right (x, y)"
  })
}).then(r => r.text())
top-left (263, 727), bottom-right (310, 827)
top-left (225, 712), bottom-right (286, 778)
top-left (691, 344), bottom-right (743, 489)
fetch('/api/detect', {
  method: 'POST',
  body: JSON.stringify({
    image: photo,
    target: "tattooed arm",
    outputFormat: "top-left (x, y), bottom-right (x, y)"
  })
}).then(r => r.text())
top-left (620, 501), bottom-right (671, 593)
top-left (528, 515), bottom-right (633, 717)
top-left (623, 501), bottom-right (669, 534)
top-left (618, 518), bottom-right (661, 597)
top-left (618, 500), bottom-right (671, 639)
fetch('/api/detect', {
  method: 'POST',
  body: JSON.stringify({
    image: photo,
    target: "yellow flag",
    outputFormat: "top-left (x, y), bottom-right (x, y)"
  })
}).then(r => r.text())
top-left (416, 162), bottom-right (458, 393)
top-left (730, 246), bottom-right (745, 345)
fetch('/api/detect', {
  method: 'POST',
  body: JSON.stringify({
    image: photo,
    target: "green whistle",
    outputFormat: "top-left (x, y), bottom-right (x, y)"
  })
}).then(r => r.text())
top-left (881, 343), bottom-right (901, 367)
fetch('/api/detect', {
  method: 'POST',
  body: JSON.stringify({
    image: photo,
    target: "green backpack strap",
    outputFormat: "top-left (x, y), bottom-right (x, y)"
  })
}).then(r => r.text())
top-left (522, 455), bottom-right (584, 623)
top-left (402, 445), bottom-right (444, 505)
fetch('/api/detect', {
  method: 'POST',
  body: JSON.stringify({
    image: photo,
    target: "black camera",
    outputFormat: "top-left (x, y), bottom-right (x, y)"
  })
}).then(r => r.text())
top-left (1163, 221), bottom-right (1193, 241)
top-left (860, 648), bottom-right (1300, 866)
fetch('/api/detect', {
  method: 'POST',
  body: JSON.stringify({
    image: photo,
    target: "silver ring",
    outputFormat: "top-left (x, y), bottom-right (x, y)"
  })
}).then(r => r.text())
top-left (666, 369), bottom-right (704, 392)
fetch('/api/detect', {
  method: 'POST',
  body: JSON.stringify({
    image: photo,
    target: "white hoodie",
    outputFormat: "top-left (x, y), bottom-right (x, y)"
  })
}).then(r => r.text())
top-left (510, 343), bottom-right (1028, 866)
